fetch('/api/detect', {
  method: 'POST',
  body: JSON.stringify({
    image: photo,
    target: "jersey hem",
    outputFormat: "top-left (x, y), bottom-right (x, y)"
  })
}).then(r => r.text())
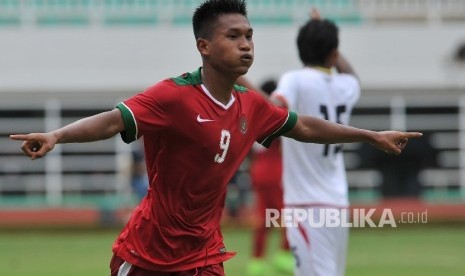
top-left (114, 248), bottom-right (236, 272)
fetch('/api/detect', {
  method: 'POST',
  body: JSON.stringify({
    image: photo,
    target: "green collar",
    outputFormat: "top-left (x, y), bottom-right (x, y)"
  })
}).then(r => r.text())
top-left (172, 67), bottom-right (247, 92)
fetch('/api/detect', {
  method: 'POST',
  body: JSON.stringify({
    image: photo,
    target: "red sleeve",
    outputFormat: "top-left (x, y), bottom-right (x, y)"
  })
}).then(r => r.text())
top-left (117, 80), bottom-right (179, 143)
top-left (249, 92), bottom-right (297, 147)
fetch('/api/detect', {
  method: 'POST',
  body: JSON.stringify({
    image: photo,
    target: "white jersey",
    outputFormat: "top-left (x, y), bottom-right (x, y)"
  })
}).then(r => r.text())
top-left (273, 67), bottom-right (360, 207)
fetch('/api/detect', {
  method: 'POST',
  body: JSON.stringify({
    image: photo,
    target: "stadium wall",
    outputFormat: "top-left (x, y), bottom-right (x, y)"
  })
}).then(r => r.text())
top-left (0, 24), bottom-right (464, 99)
top-left (2, 23), bottom-right (465, 227)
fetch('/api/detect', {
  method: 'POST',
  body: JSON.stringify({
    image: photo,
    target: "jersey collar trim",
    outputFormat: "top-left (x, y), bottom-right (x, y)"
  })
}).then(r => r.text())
top-left (200, 84), bottom-right (236, 110)
top-left (309, 66), bottom-right (332, 75)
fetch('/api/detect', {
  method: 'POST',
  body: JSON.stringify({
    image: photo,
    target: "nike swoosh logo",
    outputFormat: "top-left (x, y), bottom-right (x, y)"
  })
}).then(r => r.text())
top-left (197, 115), bottom-right (215, 123)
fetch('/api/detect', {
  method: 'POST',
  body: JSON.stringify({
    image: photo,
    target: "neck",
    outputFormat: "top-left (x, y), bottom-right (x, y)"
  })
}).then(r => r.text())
top-left (307, 65), bottom-right (332, 74)
top-left (201, 66), bottom-right (237, 105)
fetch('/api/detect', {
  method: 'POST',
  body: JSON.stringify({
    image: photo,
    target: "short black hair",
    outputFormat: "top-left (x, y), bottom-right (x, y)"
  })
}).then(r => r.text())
top-left (455, 43), bottom-right (465, 62)
top-left (192, 0), bottom-right (247, 40)
top-left (260, 79), bottom-right (277, 96)
top-left (296, 19), bottom-right (339, 66)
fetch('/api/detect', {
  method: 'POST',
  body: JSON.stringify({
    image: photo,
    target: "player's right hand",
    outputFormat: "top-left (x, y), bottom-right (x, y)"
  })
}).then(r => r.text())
top-left (10, 133), bottom-right (57, 160)
top-left (371, 131), bottom-right (423, 155)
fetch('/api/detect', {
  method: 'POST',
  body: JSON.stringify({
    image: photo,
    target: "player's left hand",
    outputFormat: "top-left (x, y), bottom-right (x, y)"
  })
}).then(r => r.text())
top-left (371, 131), bottom-right (423, 155)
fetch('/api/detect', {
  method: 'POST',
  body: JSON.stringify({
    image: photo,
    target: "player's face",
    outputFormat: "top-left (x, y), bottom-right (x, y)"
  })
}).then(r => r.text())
top-left (204, 14), bottom-right (254, 76)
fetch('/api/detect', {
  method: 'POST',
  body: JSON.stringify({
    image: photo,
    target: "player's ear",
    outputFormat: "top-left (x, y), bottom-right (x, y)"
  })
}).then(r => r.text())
top-left (197, 38), bottom-right (210, 56)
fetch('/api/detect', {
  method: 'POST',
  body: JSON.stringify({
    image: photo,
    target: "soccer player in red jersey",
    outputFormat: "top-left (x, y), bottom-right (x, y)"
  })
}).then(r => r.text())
top-left (11, 0), bottom-right (421, 275)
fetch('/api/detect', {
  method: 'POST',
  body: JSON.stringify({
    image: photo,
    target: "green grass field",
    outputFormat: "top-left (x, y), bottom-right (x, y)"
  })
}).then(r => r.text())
top-left (0, 225), bottom-right (464, 275)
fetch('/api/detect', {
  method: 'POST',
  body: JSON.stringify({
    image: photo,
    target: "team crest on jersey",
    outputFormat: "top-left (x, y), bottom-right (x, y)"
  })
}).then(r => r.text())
top-left (239, 114), bottom-right (247, 135)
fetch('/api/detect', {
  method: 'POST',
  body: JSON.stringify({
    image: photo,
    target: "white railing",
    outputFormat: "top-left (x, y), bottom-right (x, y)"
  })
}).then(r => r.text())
top-left (1, 91), bottom-right (464, 207)
top-left (357, 0), bottom-right (465, 24)
top-left (0, 99), bottom-right (132, 207)
top-left (344, 92), bottom-right (464, 201)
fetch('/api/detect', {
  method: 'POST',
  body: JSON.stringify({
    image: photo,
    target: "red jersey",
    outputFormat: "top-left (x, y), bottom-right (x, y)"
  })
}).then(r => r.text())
top-left (113, 68), bottom-right (297, 271)
top-left (249, 139), bottom-right (283, 188)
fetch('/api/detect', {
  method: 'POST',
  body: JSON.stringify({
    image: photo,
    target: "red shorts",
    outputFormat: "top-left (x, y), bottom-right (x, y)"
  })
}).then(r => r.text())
top-left (110, 254), bottom-right (225, 276)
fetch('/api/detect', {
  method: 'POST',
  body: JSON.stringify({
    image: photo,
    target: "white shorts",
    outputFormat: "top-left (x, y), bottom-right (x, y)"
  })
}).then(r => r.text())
top-left (286, 206), bottom-right (349, 276)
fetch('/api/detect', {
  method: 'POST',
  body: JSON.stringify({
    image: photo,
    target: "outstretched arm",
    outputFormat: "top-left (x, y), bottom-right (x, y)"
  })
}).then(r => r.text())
top-left (10, 108), bottom-right (125, 160)
top-left (285, 115), bottom-right (422, 155)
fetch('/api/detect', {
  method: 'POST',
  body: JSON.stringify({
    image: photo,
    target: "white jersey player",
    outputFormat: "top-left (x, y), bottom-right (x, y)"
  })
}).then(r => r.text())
top-left (272, 11), bottom-right (360, 276)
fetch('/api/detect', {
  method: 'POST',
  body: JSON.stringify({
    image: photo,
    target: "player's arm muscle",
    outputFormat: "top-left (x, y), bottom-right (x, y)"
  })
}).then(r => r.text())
top-left (283, 115), bottom-right (422, 155)
top-left (53, 108), bottom-right (125, 143)
top-left (11, 108), bottom-right (125, 160)
top-left (284, 115), bottom-right (372, 144)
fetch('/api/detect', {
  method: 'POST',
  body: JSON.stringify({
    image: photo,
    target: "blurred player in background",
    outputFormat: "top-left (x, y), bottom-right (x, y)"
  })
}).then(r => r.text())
top-left (130, 140), bottom-right (149, 201)
top-left (247, 79), bottom-right (293, 276)
top-left (272, 9), bottom-right (360, 276)
top-left (11, 1), bottom-right (419, 275)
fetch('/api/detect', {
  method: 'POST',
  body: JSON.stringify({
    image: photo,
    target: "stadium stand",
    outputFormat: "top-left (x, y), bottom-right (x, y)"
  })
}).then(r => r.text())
top-left (2, 91), bottom-right (464, 208)
top-left (0, 0), bottom-right (464, 226)
top-left (1, 0), bottom-right (464, 28)
top-left (0, 100), bottom-right (132, 208)
top-left (346, 93), bottom-right (465, 202)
